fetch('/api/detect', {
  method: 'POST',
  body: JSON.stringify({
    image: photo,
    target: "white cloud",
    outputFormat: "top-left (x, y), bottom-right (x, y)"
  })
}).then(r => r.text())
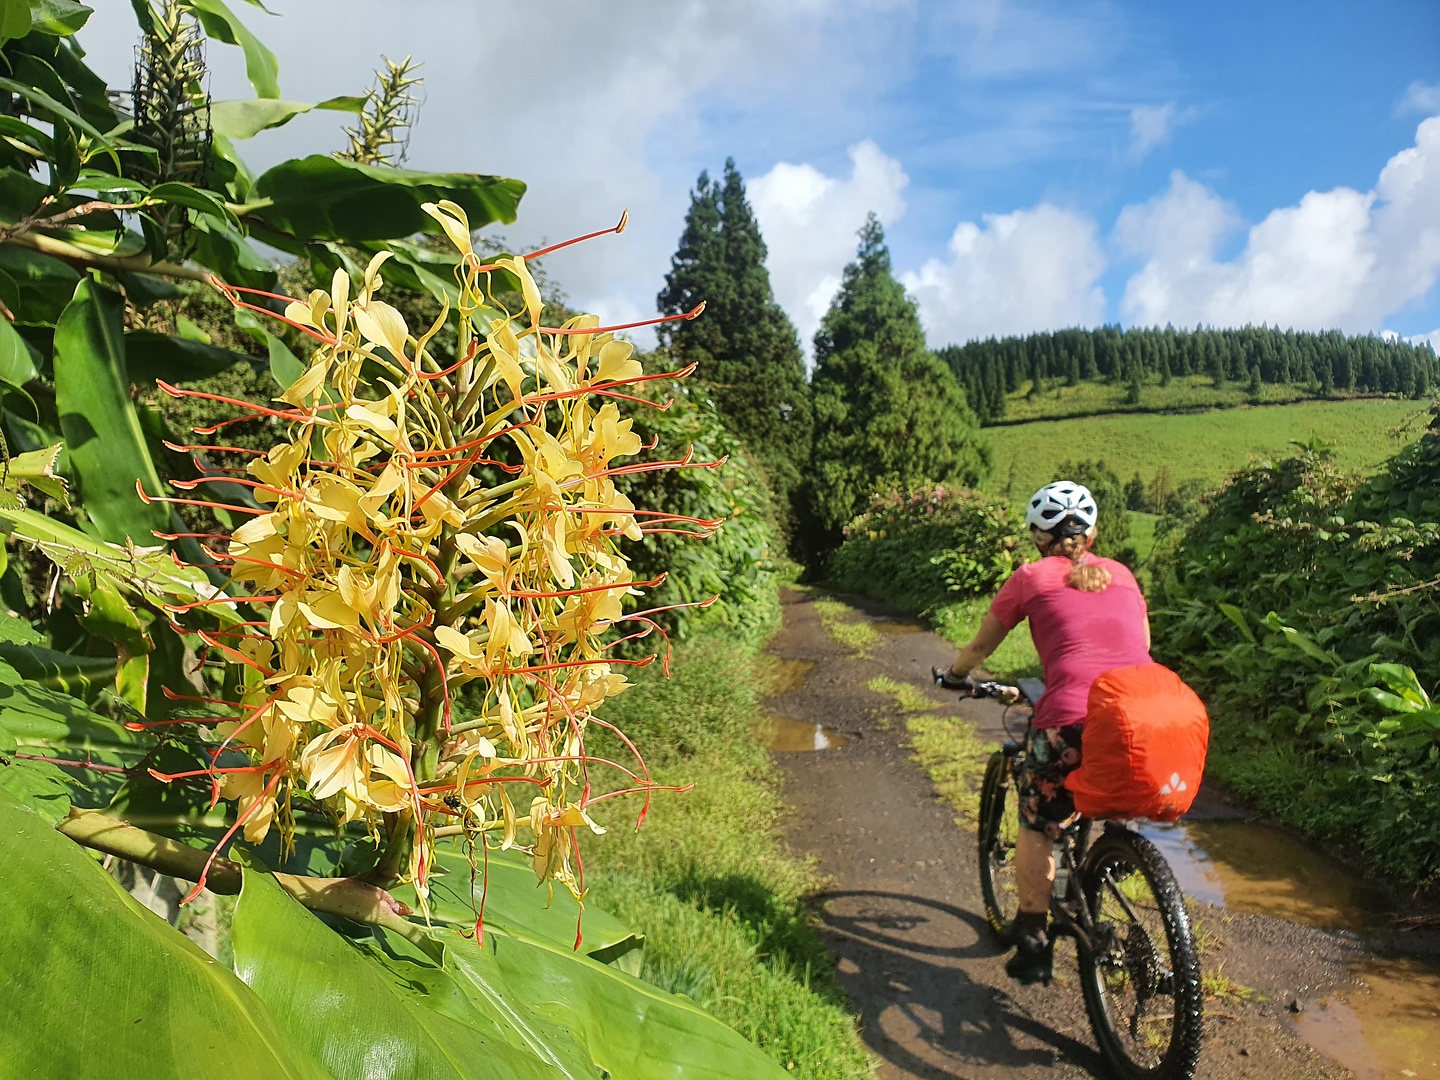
top-left (1118, 117), bottom-right (1440, 332)
top-left (1397, 80), bottom-right (1440, 116)
top-left (75, 0), bottom-right (909, 344)
top-left (750, 141), bottom-right (909, 351)
top-left (1407, 329), bottom-right (1440, 351)
top-left (902, 205), bottom-right (1106, 346)
top-left (1128, 102), bottom-right (1178, 162)
top-left (72, 0), bottom-right (1147, 349)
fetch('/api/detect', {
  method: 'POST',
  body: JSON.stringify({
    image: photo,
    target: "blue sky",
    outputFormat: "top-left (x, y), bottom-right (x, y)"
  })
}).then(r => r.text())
top-left (80, 0), bottom-right (1440, 351)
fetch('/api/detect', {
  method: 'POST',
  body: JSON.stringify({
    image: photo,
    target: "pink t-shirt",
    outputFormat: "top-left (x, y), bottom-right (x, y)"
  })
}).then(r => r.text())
top-left (989, 556), bottom-right (1151, 730)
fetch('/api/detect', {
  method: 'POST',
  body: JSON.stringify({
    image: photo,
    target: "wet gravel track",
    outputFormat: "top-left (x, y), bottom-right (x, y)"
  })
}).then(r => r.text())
top-left (767, 587), bottom-right (1363, 1080)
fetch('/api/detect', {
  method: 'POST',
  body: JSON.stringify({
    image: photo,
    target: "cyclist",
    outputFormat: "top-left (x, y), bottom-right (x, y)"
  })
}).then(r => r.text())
top-left (934, 480), bottom-right (1152, 984)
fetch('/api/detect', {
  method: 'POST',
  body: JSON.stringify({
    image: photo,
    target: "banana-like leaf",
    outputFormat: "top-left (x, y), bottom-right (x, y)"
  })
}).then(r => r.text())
top-left (0, 504), bottom-right (237, 620)
top-left (390, 844), bottom-right (643, 971)
top-left (0, 0), bottom-right (31, 42)
top-left (0, 640), bottom-right (117, 696)
top-left (184, 0), bottom-right (280, 99)
top-left (249, 155), bottom-right (525, 243)
top-left (28, 0), bottom-right (93, 35)
top-left (235, 866), bottom-right (786, 1080)
top-left (0, 793), bottom-right (335, 1079)
top-left (54, 279), bottom-right (172, 544)
top-left (233, 867), bottom-right (588, 1080)
top-left (210, 96), bottom-right (362, 140)
top-left (477, 924), bottom-right (792, 1080)
top-left (0, 306), bottom-right (39, 386)
top-left (0, 245), bottom-right (80, 325)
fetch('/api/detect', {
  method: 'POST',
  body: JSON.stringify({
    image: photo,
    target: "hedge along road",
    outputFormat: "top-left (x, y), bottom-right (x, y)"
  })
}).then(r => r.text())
top-left (764, 586), bottom-right (1440, 1080)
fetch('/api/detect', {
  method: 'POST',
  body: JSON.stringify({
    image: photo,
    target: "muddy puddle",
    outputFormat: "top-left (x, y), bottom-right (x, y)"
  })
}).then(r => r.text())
top-left (1142, 819), bottom-right (1389, 929)
top-left (1143, 817), bottom-right (1440, 1077)
top-left (766, 715), bottom-right (851, 752)
top-left (872, 620), bottom-right (922, 635)
top-left (765, 658), bottom-right (816, 695)
top-left (1296, 956), bottom-right (1440, 1079)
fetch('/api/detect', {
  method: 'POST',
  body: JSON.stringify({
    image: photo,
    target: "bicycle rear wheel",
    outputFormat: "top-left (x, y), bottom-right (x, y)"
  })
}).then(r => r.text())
top-left (977, 750), bottom-right (1022, 942)
top-left (1077, 825), bottom-right (1202, 1080)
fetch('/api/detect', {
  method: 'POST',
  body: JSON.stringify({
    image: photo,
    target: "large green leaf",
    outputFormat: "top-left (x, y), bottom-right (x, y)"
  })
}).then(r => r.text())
top-left (392, 844), bottom-right (643, 970)
top-left (125, 329), bottom-right (255, 384)
top-left (184, 0), bottom-right (280, 98)
top-left (0, 0), bottom-right (31, 42)
top-left (249, 155), bottom-right (524, 243)
top-left (0, 793), bottom-right (334, 1079)
top-left (0, 640), bottom-right (117, 696)
top-left (210, 96), bottom-right (362, 140)
top-left (54, 279), bottom-right (172, 544)
top-left (233, 867), bottom-right (585, 1080)
top-left (479, 924), bottom-right (792, 1080)
top-left (0, 245), bottom-right (80, 325)
top-left (0, 313), bottom-right (40, 386)
top-left (0, 504), bottom-right (226, 614)
top-left (28, 0), bottom-right (93, 35)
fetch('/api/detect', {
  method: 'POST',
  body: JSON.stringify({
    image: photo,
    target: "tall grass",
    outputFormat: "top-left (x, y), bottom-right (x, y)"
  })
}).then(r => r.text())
top-left (585, 636), bottom-right (874, 1079)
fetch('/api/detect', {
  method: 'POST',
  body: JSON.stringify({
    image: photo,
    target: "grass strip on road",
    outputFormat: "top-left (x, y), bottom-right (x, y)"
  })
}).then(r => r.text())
top-left (868, 675), bottom-right (997, 826)
top-left (809, 596), bottom-right (881, 657)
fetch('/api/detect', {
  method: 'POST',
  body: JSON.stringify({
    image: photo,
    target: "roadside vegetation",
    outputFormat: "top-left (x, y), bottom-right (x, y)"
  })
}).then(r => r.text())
top-left (588, 638), bottom-right (875, 1079)
top-left (1151, 430), bottom-right (1440, 889)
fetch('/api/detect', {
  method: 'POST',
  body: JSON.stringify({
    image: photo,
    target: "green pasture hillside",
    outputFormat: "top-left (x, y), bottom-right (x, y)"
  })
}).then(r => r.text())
top-left (986, 397), bottom-right (1430, 501)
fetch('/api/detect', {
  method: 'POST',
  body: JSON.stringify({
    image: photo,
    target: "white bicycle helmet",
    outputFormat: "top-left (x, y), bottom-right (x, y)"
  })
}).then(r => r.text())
top-left (1025, 480), bottom-right (1098, 536)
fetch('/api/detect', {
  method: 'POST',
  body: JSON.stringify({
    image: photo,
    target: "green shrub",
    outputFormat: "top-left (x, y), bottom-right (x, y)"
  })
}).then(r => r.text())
top-left (1151, 423), bottom-right (1440, 886)
top-left (829, 484), bottom-right (1023, 611)
top-left (616, 380), bottom-right (783, 647)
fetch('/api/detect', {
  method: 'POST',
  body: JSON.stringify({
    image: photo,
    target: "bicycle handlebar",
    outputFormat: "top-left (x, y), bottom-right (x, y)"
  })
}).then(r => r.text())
top-left (932, 666), bottom-right (1047, 709)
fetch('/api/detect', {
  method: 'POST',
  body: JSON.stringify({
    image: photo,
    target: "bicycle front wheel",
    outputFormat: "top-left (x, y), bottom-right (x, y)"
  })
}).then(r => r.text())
top-left (1077, 825), bottom-right (1203, 1080)
top-left (977, 750), bottom-right (1022, 942)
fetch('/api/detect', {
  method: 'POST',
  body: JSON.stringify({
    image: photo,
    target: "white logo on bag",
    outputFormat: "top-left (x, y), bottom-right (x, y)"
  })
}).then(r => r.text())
top-left (1159, 773), bottom-right (1188, 796)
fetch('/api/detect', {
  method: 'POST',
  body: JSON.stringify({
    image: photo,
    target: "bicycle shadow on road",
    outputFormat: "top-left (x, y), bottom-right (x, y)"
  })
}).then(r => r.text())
top-left (814, 887), bottom-right (1109, 1078)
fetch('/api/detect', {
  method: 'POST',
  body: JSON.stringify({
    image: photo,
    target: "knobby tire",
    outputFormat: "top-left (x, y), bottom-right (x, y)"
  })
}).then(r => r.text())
top-left (1077, 826), bottom-right (1203, 1080)
top-left (977, 750), bottom-right (1021, 943)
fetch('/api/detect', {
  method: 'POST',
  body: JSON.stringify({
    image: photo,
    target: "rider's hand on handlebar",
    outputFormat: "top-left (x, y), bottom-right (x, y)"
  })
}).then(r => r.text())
top-left (932, 665), bottom-right (975, 693)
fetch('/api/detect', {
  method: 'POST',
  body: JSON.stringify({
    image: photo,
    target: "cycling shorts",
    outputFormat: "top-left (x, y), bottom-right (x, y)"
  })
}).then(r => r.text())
top-left (1019, 723), bottom-right (1083, 837)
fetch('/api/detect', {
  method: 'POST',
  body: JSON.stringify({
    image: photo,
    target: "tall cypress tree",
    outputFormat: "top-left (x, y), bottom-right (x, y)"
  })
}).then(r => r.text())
top-left (805, 215), bottom-right (990, 556)
top-left (657, 160), bottom-right (812, 537)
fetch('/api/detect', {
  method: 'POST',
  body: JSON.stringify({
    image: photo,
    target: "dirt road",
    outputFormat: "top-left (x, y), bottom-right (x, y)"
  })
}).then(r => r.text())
top-left (767, 587), bottom-right (1361, 1080)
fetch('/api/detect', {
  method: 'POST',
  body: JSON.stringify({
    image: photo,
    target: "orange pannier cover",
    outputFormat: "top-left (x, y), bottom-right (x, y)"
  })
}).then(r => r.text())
top-left (1066, 663), bottom-right (1209, 822)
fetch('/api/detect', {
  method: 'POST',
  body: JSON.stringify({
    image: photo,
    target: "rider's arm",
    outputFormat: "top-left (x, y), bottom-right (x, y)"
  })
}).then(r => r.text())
top-left (947, 611), bottom-right (1010, 680)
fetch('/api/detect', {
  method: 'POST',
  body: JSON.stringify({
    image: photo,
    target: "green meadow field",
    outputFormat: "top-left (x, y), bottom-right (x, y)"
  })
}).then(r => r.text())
top-left (985, 397), bottom-right (1430, 500)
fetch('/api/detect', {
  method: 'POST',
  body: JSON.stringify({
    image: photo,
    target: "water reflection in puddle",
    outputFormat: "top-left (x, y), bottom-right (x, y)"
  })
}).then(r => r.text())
top-left (1142, 818), bottom-right (1440, 1078)
top-left (767, 716), bottom-right (851, 752)
top-left (1296, 957), bottom-right (1440, 1079)
top-left (1141, 819), bottom-right (1387, 929)
top-left (765, 658), bottom-right (816, 695)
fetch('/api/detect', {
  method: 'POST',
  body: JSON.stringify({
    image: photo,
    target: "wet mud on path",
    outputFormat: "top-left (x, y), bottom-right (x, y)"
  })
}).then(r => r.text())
top-left (765, 587), bottom-right (1440, 1080)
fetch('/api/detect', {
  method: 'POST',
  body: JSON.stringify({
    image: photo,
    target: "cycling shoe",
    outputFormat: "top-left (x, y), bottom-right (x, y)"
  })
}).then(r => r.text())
top-left (1005, 930), bottom-right (1054, 986)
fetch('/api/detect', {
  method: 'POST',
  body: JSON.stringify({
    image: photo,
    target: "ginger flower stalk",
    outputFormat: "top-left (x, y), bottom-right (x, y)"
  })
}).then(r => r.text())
top-left (150, 201), bottom-right (717, 919)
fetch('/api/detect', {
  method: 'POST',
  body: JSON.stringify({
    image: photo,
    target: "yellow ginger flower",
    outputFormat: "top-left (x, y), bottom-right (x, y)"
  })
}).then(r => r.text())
top-left (154, 206), bottom-right (715, 916)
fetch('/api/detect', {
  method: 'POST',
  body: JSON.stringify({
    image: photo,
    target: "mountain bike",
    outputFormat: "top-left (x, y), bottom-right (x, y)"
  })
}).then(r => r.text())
top-left (941, 673), bottom-right (1203, 1080)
